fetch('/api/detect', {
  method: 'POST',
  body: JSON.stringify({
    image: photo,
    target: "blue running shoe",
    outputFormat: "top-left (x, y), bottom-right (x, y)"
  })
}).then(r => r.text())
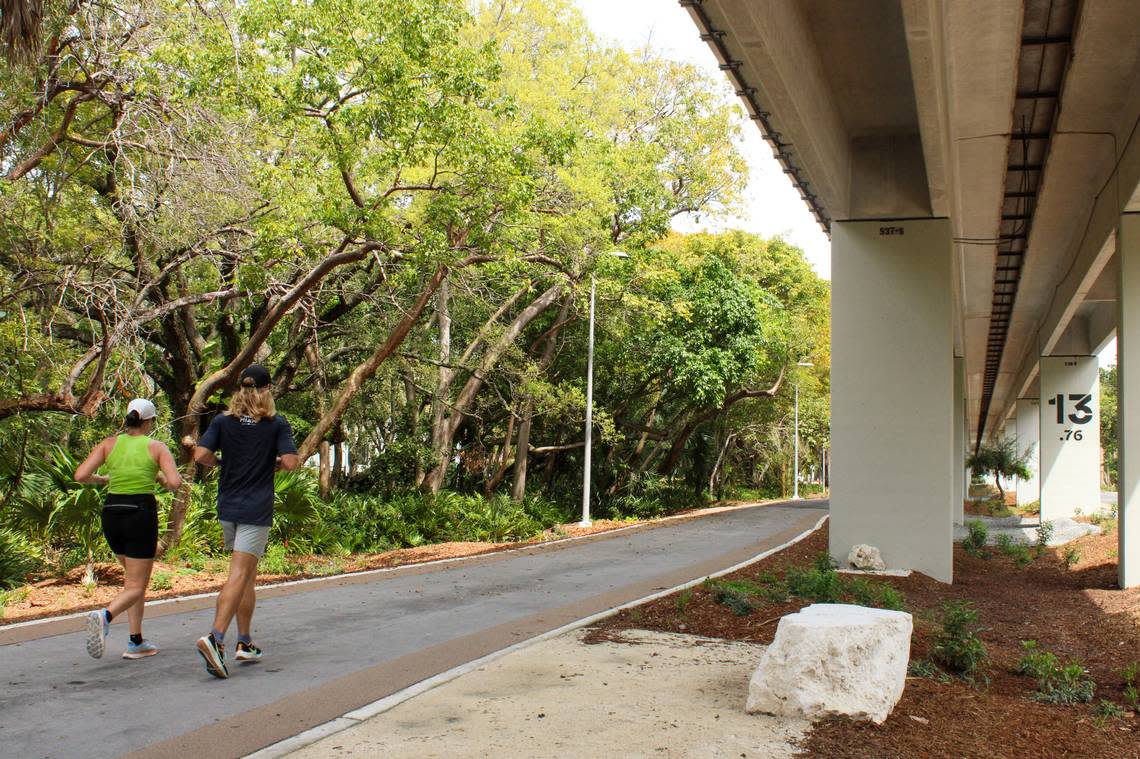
top-left (123, 639), bottom-right (158, 659)
top-left (85, 610), bottom-right (108, 659)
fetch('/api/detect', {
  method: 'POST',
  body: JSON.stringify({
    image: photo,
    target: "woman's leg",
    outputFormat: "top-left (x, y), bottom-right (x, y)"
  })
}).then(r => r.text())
top-left (106, 557), bottom-right (154, 634)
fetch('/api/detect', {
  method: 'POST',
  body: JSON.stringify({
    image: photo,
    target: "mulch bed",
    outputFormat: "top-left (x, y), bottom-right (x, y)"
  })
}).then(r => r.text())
top-left (584, 523), bottom-right (1140, 758)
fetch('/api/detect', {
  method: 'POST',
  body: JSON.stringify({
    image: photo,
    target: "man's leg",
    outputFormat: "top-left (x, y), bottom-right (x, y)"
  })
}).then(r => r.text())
top-left (211, 550), bottom-right (259, 638)
top-left (236, 575), bottom-right (256, 639)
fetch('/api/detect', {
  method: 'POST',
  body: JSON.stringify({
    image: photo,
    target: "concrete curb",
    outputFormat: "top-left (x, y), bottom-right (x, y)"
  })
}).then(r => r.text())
top-left (244, 513), bottom-right (830, 759)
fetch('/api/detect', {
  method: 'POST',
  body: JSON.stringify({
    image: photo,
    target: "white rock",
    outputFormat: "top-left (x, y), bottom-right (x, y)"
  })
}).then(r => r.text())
top-left (746, 603), bottom-right (912, 724)
top-left (847, 544), bottom-right (886, 571)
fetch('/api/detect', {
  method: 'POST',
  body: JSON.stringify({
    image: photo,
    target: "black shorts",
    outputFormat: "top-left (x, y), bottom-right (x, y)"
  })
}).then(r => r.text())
top-left (102, 494), bottom-right (158, 559)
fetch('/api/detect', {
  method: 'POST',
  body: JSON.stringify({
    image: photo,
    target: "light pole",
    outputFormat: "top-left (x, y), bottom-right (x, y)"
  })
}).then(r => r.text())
top-left (581, 250), bottom-right (630, 526)
top-left (792, 361), bottom-right (814, 500)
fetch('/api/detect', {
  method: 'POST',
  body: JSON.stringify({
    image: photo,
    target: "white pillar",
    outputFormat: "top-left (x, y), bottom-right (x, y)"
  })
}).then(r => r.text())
top-left (954, 356), bottom-right (965, 524)
top-left (1039, 355), bottom-right (1099, 521)
top-left (1118, 212), bottom-right (1140, 588)
top-left (831, 219), bottom-right (954, 582)
top-left (1015, 398), bottom-right (1040, 507)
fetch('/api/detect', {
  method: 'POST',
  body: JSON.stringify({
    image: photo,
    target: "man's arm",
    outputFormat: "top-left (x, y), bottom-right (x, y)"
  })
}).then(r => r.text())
top-left (276, 453), bottom-right (300, 471)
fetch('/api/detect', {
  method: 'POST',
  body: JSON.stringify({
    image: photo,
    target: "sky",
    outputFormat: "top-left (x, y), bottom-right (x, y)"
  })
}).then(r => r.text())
top-left (573, 0), bottom-right (832, 279)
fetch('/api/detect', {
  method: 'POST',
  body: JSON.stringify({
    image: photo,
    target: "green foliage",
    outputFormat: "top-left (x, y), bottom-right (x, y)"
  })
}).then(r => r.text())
top-left (1017, 640), bottom-right (1096, 705)
top-left (0, 586), bottom-right (31, 616)
top-left (674, 588), bottom-right (693, 613)
top-left (259, 544), bottom-right (303, 576)
top-left (963, 519), bottom-right (989, 558)
top-left (1092, 699), bottom-right (1125, 724)
top-left (149, 571), bottom-right (174, 591)
top-left (0, 528), bottom-right (42, 589)
top-left (930, 601), bottom-right (988, 677)
top-left (1121, 661), bottom-right (1139, 709)
top-left (966, 437), bottom-right (1032, 498)
top-left (908, 658), bottom-right (952, 683)
top-left (706, 554), bottom-right (905, 617)
top-left (995, 534), bottom-right (1033, 568)
top-left (1035, 520), bottom-right (1054, 557)
top-left (1062, 546), bottom-right (1081, 569)
top-left (1101, 366), bottom-right (1118, 486)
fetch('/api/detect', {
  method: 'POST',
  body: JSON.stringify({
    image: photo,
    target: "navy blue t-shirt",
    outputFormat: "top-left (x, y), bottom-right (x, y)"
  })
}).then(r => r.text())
top-left (198, 413), bottom-right (297, 526)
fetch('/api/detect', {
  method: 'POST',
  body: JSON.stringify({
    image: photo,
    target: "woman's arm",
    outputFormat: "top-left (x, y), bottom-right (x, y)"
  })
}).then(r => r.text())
top-left (74, 439), bottom-right (111, 486)
top-left (152, 442), bottom-right (184, 491)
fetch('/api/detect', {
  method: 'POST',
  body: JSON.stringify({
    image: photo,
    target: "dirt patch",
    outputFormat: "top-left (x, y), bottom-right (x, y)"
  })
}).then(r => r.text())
top-left (586, 524), bottom-right (1140, 758)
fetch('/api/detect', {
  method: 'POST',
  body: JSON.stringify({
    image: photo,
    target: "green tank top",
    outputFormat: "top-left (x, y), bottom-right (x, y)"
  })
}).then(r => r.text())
top-left (104, 434), bottom-right (159, 495)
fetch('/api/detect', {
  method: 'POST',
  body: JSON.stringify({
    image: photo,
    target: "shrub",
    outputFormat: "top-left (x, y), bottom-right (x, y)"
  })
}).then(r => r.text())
top-left (1121, 661), bottom-right (1139, 709)
top-left (675, 588), bottom-right (693, 613)
top-left (1093, 699), bottom-right (1125, 724)
top-left (1062, 546), bottom-right (1081, 569)
top-left (931, 601), bottom-right (988, 676)
top-left (0, 527), bottom-right (42, 589)
top-left (0, 585), bottom-right (30, 616)
top-left (1018, 640), bottom-right (1096, 705)
top-left (962, 520), bottom-right (988, 558)
top-left (1035, 520), bottom-right (1055, 557)
top-left (708, 581), bottom-right (756, 616)
top-left (995, 535), bottom-right (1033, 568)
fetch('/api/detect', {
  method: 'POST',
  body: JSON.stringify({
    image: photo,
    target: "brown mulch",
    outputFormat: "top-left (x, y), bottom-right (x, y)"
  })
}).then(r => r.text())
top-left (1, 499), bottom-right (808, 625)
top-left (584, 523), bottom-right (1140, 758)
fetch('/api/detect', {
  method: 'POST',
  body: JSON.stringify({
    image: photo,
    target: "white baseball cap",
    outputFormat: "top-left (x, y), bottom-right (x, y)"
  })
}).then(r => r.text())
top-left (127, 398), bottom-right (157, 420)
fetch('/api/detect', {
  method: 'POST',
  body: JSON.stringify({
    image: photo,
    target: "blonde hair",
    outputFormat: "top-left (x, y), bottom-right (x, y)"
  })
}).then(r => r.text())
top-left (227, 385), bottom-right (276, 420)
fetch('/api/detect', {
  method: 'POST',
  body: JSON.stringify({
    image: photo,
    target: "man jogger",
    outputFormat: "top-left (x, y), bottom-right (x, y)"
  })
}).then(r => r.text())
top-left (186, 364), bottom-right (299, 679)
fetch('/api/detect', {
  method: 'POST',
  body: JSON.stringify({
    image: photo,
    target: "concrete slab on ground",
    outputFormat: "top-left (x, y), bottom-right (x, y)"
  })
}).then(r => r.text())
top-left (954, 515), bottom-right (1101, 545)
top-left (288, 629), bottom-right (808, 759)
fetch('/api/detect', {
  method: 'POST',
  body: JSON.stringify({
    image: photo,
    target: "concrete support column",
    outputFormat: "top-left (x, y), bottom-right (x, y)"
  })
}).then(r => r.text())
top-left (1015, 398), bottom-right (1040, 507)
top-left (954, 356), bottom-right (965, 525)
top-left (1118, 212), bottom-right (1140, 588)
top-left (1039, 356), bottom-right (1099, 521)
top-left (831, 219), bottom-right (953, 582)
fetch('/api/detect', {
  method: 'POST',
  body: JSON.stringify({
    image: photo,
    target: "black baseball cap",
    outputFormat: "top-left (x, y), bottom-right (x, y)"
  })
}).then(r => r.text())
top-left (240, 364), bottom-right (271, 389)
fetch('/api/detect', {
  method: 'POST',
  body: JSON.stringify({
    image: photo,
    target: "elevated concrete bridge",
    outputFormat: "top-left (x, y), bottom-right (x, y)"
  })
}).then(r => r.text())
top-left (682, 0), bottom-right (1140, 586)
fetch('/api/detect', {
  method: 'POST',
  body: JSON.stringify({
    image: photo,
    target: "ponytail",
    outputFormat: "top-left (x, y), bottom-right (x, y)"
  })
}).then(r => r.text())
top-left (125, 410), bottom-right (143, 428)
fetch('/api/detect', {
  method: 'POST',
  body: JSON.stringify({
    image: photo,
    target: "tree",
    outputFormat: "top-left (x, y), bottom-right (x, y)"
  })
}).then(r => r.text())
top-left (966, 437), bottom-right (1032, 503)
top-left (1101, 365), bottom-right (1118, 487)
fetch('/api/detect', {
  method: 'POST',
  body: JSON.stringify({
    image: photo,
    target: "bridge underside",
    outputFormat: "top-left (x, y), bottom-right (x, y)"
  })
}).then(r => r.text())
top-left (683, 0), bottom-right (1140, 585)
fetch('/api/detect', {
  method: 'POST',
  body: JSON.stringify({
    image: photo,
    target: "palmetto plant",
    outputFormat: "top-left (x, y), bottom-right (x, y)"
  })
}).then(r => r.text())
top-left (40, 447), bottom-right (105, 587)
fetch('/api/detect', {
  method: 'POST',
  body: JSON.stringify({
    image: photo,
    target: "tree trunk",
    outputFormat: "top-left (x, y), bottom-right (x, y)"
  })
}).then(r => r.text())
top-left (424, 282), bottom-right (564, 493)
top-left (511, 297), bottom-right (572, 502)
top-left (296, 264), bottom-right (448, 461)
top-left (319, 441), bottom-right (332, 499)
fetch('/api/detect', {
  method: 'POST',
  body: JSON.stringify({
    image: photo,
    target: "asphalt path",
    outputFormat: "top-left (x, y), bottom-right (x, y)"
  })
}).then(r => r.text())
top-left (0, 500), bottom-right (826, 759)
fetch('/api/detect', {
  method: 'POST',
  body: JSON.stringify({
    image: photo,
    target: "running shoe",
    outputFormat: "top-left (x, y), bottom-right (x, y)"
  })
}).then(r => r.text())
top-left (85, 610), bottom-right (108, 659)
top-left (122, 639), bottom-right (159, 659)
top-left (196, 634), bottom-right (228, 679)
top-left (234, 641), bottom-right (262, 661)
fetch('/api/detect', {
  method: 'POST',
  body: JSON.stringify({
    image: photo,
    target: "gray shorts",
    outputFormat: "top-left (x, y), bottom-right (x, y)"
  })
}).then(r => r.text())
top-left (221, 521), bottom-right (271, 558)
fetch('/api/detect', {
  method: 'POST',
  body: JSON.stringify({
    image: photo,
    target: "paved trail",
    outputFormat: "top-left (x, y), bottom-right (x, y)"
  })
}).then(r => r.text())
top-left (0, 501), bottom-right (826, 759)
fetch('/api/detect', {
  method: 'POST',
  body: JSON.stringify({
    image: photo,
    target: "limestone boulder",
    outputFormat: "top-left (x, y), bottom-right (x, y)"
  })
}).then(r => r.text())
top-left (847, 544), bottom-right (886, 571)
top-left (746, 603), bottom-right (912, 724)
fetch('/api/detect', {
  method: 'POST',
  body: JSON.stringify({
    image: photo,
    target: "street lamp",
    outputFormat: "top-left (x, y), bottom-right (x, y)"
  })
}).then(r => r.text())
top-left (581, 250), bottom-right (630, 526)
top-left (792, 361), bottom-right (814, 500)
